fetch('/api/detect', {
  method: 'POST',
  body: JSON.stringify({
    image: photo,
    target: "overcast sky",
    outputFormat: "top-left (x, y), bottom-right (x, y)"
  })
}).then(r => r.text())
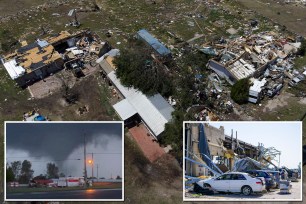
top-left (207, 122), bottom-right (302, 169)
top-left (6, 122), bottom-right (123, 179)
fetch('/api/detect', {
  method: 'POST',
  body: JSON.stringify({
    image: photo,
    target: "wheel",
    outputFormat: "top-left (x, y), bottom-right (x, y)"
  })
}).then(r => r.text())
top-left (204, 183), bottom-right (211, 188)
top-left (241, 186), bottom-right (252, 196)
top-left (193, 183), bottom-right (201, 193)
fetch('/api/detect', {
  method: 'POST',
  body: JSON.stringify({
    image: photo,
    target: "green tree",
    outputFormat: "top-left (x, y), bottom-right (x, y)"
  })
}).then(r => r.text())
top-left (46, 163), bottom-right (59, 179)
top-left (113, 39), bottom-right (173, 97)
top-left (11, 161), bottom-right (21, 181)
top-left (230, 78), bottom-right (250, 104)
top-left (6, 166), bottom-right (15, 182)
top-left (160, 110), bottom-right (186, 164)
top-left (19, 160), bottom-right (34, 184)
top-left (298, 38), bottom-right (306, 56)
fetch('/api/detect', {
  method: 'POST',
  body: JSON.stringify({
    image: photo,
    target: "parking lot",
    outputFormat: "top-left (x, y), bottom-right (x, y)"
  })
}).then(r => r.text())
top-left (185, 179), bottom-right (301, 200)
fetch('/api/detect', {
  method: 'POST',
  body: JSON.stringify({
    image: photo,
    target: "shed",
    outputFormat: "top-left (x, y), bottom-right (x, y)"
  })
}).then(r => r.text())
top-left (113, 99), bottom-right (137, 120)
top-left (108, 71), bottom-right (174, 138)
top-left (137, 29), bottom-right (171, 57)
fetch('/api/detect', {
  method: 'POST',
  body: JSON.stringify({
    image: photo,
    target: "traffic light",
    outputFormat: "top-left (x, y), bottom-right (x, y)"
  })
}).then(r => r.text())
top-left (88, 160), bottom-right (93, 164)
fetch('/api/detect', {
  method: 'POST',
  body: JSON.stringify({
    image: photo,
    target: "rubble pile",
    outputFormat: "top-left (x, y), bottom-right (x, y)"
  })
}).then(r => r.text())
top-left (206, 30), bottom-right (305, 103)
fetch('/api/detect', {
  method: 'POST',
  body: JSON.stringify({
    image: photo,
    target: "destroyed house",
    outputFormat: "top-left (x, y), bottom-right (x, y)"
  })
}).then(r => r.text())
top-left (3, 30), bottom-right (107, 87)
top-left (137, 29), bottom-right (171, 59)
top-left (208, 33), bottom-right (279, 85)
top-left (3, 39), bottom-right (64, 87)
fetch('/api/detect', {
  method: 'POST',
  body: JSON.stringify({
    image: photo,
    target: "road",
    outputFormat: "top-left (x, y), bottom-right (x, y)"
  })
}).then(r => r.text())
top-left (6, 188), bottom-right (122, 200)
top-left (185, 180), bottom-right (302, 201)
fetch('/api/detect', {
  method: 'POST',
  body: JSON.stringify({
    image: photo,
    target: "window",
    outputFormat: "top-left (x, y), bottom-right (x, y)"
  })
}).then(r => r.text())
top-left (237, 174), bottom-right (246, 180)
top-left (247, 173), bottom-right (256, 178)
top-left (258, 172), bottom-right (266, 177)
top-left (231, 174), bottom-right (246, 180)
top-left (216, 174), bottom-right (231, 180)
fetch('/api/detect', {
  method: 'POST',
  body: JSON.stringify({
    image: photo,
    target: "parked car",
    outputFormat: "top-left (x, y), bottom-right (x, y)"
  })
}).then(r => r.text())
top-left (245, 170), bottom-right (276, 191)
top-left (264, 170), bottom-right (280, 188)
top-left (280, 167), bottom-right (298, 181)
top-left (29, 179), bottom-right (37, 187)
top-left (195, 172), bottom-right (265, 196)
top-left (288, 168), bottom-right (299, 182)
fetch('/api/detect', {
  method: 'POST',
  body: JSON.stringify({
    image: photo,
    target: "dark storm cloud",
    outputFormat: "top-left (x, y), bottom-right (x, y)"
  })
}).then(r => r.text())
top-left (6, 123), bottom-right (122, 160)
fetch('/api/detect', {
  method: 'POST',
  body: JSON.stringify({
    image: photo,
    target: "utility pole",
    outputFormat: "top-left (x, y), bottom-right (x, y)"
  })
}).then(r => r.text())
top-left (97, 164), bottom-right (98, 179)
top-left (91, 153), bottom-right (94, 178)
top-left (84, 134), bottom-right (87, 187)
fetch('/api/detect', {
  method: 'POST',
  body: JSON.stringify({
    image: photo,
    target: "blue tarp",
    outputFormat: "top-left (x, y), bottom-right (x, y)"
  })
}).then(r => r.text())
top-left (198, 124), bottom-right (223, 175)
top-left (137, 29), bottom-right (171, 56)
top-left (34, 115), bottom-right (46, 121)
top-left (198, 123), bottom-right (212, 168)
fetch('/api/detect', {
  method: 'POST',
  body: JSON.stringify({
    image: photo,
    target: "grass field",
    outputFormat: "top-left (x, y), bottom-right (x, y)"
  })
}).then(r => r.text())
top-left (0, 0), bottom-right (46, 17)
top-left (236, 0), bottom-right (306, 36)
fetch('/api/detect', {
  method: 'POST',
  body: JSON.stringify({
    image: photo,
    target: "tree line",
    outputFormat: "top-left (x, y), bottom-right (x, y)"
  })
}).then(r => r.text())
top-left (6, 160), bottom-right (65, 184)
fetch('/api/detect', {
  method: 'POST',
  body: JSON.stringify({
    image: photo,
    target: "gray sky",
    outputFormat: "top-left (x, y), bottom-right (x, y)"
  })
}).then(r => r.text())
top-left (6, 122), bottom-right (123, 178)
top-left (208, 122), bottom-right (302, 169)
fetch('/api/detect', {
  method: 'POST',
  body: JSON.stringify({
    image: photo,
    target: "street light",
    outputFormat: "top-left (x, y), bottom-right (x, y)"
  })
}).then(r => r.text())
top-left (86, 153), bottom-right (95, 178)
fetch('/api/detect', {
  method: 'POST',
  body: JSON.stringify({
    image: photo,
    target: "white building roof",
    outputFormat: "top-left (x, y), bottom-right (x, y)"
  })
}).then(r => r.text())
top-left (250, 78), bottom-right (267, 93)
top-left (3, 59), bottom-right (25, 79)
top-left (229, 61), bottom-right (255, 80)
top-left (113, 99), bottom-right (137, 120)
top-left (108, 71), bottom-right (174, 137)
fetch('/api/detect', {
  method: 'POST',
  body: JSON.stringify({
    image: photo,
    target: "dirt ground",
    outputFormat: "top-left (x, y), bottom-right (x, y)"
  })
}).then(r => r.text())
top-left (236, 0), bottom-right (306, 36)
top-left (0, 0), bottom-right (44, 17)
top-left (263, 91), bottom-right (292, 113)
top-left (28, 74), bottom-right (66, 99)
top-left (186, 179), bottom-right (302, 201)
top-left (124, 135), bottom-right (183, 204)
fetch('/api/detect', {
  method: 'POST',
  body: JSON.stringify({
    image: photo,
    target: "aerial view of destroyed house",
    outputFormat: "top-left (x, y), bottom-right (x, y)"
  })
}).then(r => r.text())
top-left (184, 122), bottom-right (302, 201)
top-left (0, 0), bottom-right (305, 203)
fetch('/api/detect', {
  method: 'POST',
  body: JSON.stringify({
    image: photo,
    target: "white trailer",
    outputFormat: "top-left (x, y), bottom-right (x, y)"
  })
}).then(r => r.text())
top-left (56, 177), bottom-right (84, 187)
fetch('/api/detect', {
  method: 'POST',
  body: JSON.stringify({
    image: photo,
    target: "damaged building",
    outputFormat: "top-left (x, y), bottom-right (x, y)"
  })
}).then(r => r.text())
top-left (185, 123), bottom-right (259, 177)
top-left (206, 32), bottom-right (303, 103)
top-left (136, 29), bottom-right (172, 61)
top-left (207, 33), bottom-right (282, 85)
top-left (2, 30), bottom-right (111, 87)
